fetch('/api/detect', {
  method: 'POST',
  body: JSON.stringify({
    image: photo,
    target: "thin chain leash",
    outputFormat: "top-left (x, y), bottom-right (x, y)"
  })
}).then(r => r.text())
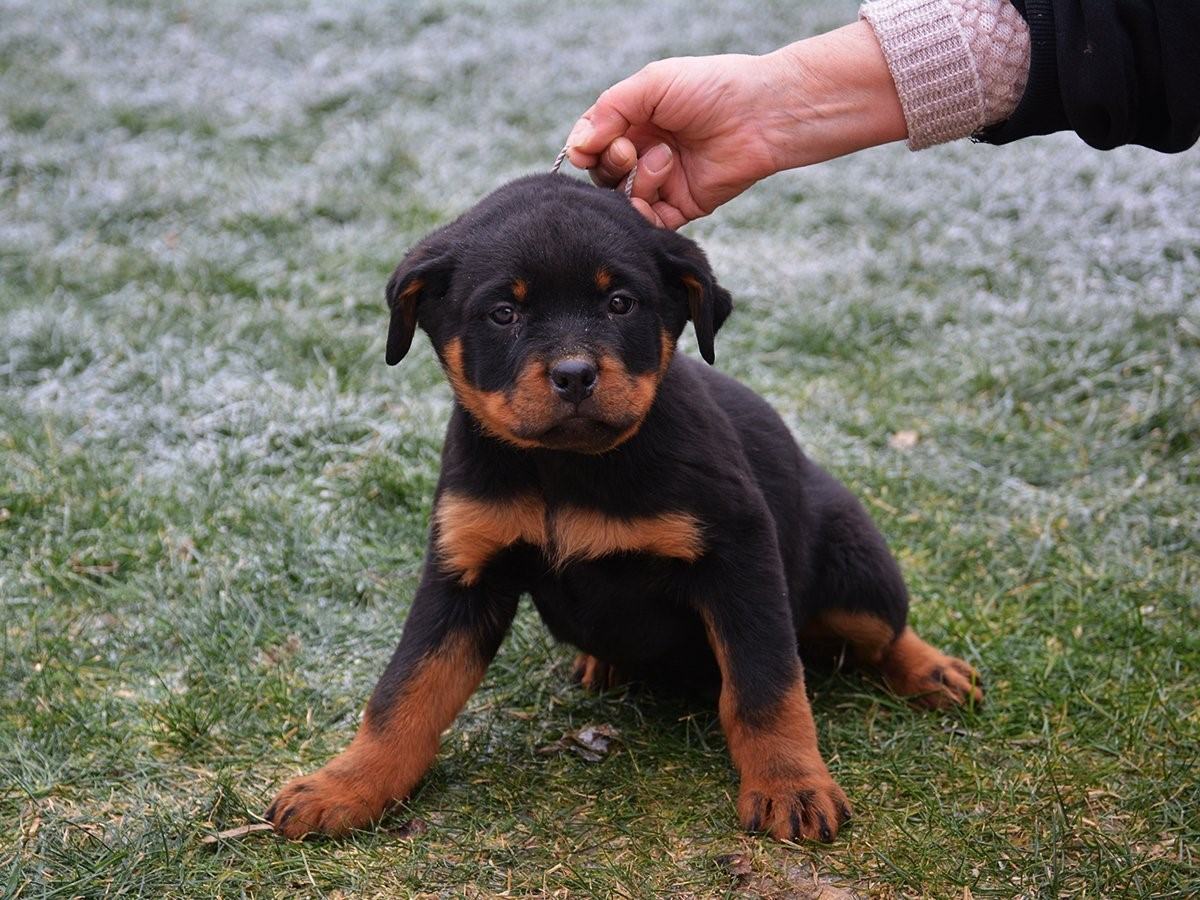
top-left (550, 143), bottom-right (637, 200)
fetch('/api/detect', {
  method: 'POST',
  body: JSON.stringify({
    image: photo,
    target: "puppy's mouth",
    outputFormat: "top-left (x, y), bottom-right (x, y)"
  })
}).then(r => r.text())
top-left (523, 405), bottom-right (633, 453)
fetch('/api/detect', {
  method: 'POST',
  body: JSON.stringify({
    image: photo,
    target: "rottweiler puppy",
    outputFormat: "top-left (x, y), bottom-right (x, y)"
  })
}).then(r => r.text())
top-left (266, 173), bottom-right (982, 843)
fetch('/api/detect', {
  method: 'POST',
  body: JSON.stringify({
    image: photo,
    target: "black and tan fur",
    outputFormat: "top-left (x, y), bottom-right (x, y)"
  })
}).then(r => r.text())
top-left (265, 174), bottom-right (982, 843)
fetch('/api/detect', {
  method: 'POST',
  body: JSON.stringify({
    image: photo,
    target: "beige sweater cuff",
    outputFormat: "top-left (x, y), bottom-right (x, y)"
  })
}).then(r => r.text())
top-left (860, 0), bottom-right (1030, 150)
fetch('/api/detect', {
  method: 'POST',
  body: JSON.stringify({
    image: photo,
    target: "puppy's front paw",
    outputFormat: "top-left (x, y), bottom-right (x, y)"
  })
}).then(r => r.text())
top-left (266, 767), bottom-right (387, 839)
top-left (737, 773), bottom-right (852, 843)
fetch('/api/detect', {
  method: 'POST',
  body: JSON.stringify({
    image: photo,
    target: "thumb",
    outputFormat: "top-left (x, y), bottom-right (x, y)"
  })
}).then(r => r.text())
top-left (565, 64), bottom-right (665, 168)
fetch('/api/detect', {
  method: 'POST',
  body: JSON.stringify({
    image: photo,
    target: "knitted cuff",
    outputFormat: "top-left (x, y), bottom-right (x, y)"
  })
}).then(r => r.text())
top-left (957, 0), bottom-right (1030, 129)
top-left (860, 0), bottom-right (1030, 150)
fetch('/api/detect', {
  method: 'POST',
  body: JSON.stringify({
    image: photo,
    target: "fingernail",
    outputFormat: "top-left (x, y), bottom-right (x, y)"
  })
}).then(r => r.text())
top-left (567, 119), bottom-right (593, 148)
top-left (643, 143), bottom-right (672, 174)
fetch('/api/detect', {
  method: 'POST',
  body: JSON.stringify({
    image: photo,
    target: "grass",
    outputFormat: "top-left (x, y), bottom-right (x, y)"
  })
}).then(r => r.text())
top-left (1, 0), bottom-right (1198, 896)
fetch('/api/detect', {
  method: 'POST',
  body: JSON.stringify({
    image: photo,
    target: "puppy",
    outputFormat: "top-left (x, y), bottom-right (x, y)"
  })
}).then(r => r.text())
top-left (266, 174), bottom-right (982, 843)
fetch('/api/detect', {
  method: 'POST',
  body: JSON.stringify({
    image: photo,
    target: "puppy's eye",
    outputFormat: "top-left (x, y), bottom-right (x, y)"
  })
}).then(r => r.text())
top-left (608, 294), bottom-right (635, 315)
top-left (489, 304), bottom-right (517, 325)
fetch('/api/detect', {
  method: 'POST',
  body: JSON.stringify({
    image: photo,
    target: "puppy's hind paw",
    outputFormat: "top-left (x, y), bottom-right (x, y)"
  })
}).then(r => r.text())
top-left (882, 628), bottom-right (984, 710)
top-left (571, 653), bottom-right (625, 692)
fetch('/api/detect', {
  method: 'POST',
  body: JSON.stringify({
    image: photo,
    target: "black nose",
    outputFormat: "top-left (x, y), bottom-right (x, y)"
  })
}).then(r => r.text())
top-left (549, 357), bottom-right (597, 404)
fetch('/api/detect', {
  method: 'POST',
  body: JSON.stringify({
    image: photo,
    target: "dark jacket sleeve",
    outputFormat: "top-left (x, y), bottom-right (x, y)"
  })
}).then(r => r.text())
top-left (980, 1), bottom-right (1200, 152)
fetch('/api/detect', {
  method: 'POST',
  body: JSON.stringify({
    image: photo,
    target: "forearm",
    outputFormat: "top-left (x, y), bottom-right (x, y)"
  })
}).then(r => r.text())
top-left (562, 1), bottom-right (1032, 227)
top-left (760, 21), bottom-right (909, 171)
top-left (761, 2), bottom-right (1031, 170)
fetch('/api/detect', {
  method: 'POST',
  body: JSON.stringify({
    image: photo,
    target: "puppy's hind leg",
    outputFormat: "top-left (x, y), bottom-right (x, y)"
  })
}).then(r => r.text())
top-left (800, 498), bottom-right (982, 710)
top-left (807, 610), bottom-right (983, 710)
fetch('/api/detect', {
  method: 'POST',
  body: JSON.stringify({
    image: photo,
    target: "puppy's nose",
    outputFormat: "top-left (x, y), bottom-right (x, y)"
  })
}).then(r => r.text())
top-left (549, 357), bottom-right (597, 404)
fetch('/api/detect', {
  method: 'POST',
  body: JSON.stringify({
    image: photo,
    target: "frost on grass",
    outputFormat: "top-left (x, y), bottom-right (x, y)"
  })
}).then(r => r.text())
top-left (2, 0), bottom-right (1196, 523)
top-left (1, 0), bottom-right (1198, 895)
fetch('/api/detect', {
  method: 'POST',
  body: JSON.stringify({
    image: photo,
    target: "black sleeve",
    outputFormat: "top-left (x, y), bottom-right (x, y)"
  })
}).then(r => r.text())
top-left (979, 1), bottom-right (1200, 152)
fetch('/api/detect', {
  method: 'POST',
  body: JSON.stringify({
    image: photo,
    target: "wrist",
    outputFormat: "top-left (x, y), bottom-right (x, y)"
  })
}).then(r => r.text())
top-left (759, 21), bottom-right (907, 171)
top-left (859, 0), bottom-right (1031, 149)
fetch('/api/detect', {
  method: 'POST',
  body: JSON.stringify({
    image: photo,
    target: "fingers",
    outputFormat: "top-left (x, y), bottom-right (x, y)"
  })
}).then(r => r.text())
top-left (631, 142), bottom-right (673, 199)
top-left (587, 136), bottom-right (638, 188)
top-left (631, 199), bottom-right (691, 231)
top-left (650, 201), bottom-right (690, 230)
top-left (561, 60), bottom-right (687, 224)
top-left (564, 75), bottom-right (690, 230)
top-left (590, 136), bottom-right (674, 191)
top-left (564, 113), bottom-right (621, 171)
top-left (630, 198), bottom-right (663, 227)
top-left (565, 62), bottom-right (668, 169)
top-left (629, 143), bottom-right (682, 228)
top-left (581, 136), bottom-right (682, 229)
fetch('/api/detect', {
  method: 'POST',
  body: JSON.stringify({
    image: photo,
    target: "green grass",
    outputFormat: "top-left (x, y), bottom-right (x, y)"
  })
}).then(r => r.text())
top-left (2, 0), bottom-right (1198, 896)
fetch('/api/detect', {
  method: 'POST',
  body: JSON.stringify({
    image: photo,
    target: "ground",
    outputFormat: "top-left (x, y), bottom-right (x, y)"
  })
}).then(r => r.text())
top-left (1, 0), bottom-right (1198, 897)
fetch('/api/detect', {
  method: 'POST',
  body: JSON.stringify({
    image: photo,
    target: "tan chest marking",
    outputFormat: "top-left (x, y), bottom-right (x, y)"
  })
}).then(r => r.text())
top-left (549, 507), bottom-right (704, 568)
top-left (434, 492), bottom-right (705, 585)
top-left (434, 493), bottom-right (548, 586)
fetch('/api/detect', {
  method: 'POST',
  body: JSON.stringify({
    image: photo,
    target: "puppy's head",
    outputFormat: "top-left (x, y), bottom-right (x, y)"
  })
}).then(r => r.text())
top-left (385, 174), bottom-right (731, 454)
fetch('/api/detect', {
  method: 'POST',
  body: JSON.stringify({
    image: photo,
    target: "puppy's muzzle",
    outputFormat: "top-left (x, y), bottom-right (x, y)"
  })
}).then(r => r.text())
top-left (549, 356), bottom-right (597, 406)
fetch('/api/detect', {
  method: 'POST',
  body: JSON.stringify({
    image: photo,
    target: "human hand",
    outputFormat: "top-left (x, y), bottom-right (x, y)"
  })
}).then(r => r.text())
top-left (566, 22), bottom-right (907, 229)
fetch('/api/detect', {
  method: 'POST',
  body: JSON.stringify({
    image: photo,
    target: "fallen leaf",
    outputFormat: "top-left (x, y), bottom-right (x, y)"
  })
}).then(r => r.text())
top-left (70, 557), bottom-right (120, 577)
top-left (200, 823), bottom-right (275, 846)
top-left (716, 852), bottom-right (754, 882)
top-left (574, 724), bottom-right (619, 755)
top-left (536, 723), bottom-right (620, 762)
top-left (260, 634), bottom-right (302, 667)
top-left (943, 725), bottom-right (979, 738)
top-left (810, 885), bottom-right (861, 900)
top-left (722, 856), bottom-right (864, 898)
top-left (388, 818), bottom-right (428, 839)
top-left (20, 813), bottom-right (42, 844)
top-left (1008, 736), bottom-right (1043, 747)
top-left (888, 429), bottom-right (920, 451)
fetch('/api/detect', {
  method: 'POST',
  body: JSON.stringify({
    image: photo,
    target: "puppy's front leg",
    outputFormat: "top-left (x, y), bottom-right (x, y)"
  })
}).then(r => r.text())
top-left (267, 566), bottom-right (518, 838)
top-left (697, 534), bottom-right (852, 843)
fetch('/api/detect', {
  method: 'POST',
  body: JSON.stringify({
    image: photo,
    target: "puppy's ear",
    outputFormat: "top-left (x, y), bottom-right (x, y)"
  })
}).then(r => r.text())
top-left (653, 229), bottom-right (732, 365)
top-left (385, 232), bottom-right (458, 366)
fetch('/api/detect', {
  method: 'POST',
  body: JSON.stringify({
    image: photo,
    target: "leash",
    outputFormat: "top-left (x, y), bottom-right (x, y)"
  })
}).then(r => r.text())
top-left (551, 143), bottom-right (637, 200)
